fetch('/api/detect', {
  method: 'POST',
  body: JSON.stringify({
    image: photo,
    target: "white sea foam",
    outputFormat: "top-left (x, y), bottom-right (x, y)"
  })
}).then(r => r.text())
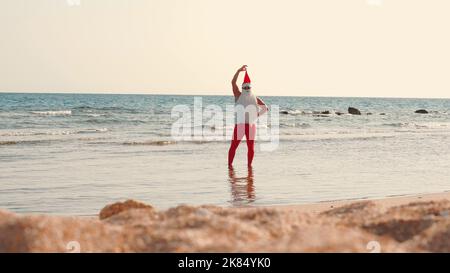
top-left (31, 110), bottom-right (72, 116)
top-left (382, 122), bottom-right (450, 129)
top-left (123, 140), bottom-right (176, 146)
top-left (0, 128), bottom-right (108, 137)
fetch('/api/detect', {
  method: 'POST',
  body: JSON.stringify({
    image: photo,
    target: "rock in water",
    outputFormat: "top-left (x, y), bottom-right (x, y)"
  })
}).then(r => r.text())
top-left (348, 107), bottom-right (361, 115)
top-left (415, 109), bottom-right (429, 114)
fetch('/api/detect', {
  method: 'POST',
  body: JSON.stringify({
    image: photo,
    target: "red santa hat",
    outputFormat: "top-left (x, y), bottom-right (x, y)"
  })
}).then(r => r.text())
top-left (242, 71), bottom-right (252, 90)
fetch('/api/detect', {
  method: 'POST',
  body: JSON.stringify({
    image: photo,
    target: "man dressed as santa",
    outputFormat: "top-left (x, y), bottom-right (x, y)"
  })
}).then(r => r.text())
top-left (228, 65), bottom-right (269, 168)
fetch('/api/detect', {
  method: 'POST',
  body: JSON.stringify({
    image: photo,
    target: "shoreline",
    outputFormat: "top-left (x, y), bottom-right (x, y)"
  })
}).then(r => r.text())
top-left (267, 190), bottom-right (450, 215)
top-left (1, 191), bottom-right (450, 252)
top-left (7, 191), bottom-right (450, 218)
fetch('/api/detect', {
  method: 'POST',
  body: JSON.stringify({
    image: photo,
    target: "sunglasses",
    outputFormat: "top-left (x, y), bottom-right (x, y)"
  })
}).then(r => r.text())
top-left (242, 86), bottom-right (251, 90)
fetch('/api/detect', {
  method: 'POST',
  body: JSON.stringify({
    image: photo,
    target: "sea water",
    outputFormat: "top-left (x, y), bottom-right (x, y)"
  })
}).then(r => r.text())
top-left (1, 93), bottom-right (449, 215)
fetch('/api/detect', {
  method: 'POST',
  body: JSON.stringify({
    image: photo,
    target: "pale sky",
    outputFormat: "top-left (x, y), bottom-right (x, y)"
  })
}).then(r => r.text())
top-left (1, 0), bottom-right (449, 98)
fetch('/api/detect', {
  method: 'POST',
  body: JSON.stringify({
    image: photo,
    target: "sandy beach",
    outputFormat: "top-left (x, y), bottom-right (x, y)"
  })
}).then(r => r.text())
top-left (1, 191), bottom-right (449, 253)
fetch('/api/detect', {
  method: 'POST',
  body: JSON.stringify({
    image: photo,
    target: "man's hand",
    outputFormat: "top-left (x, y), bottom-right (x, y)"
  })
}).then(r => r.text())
top-left (231, 65), bottom-right (247, 100)
top-left (238, 65), bottom-right (247, 72)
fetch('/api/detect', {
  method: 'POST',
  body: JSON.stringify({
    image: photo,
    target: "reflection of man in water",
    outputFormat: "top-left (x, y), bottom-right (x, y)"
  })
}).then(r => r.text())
top-left (228, 167), bottom-right (255, 204)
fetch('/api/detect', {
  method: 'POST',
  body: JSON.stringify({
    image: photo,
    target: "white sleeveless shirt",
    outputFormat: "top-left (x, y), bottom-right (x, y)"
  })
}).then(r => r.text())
top-left (235, 90), bottom-right (258, 124)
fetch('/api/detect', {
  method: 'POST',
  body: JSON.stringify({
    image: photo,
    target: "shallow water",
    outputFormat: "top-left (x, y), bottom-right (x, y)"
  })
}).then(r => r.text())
top-left (1, 93), bottom-right (449, 215)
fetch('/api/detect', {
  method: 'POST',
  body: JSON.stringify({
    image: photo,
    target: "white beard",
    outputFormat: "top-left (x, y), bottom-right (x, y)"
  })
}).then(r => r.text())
top-left (235, 89), bottom-right (258, 124)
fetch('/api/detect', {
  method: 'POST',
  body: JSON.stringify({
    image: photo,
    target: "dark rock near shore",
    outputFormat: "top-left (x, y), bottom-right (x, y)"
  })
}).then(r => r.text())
top-left (348, 107), bottom-right (361, 115)
top-left (280, 110), bottom-right (289, 115)
top-left (415, 109), bottom-right (429, 114)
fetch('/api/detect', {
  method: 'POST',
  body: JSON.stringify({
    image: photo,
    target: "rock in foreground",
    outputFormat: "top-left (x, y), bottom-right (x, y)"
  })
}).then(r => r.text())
top-left (1, 199), bottom-right (450, 252)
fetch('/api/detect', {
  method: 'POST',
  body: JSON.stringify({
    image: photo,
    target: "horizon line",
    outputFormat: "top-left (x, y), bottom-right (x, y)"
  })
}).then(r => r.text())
top-left (0, 91), bottom-right (449, 100)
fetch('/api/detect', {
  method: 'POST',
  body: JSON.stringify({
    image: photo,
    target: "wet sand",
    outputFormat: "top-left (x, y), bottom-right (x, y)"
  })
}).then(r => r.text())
top-left (1, 192), bottom-right (449, 252)
top-left (276, 191), bottom-right (450, 214)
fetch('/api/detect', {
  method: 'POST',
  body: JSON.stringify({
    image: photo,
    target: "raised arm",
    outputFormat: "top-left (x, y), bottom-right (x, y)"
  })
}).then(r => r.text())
top-left (231, 65), bottom-right (247, 100)
top-left (257, 97), bottom-right (269, 117)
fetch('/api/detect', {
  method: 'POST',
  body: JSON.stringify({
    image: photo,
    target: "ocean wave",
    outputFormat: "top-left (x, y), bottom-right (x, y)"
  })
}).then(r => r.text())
top-left (31, 110), bottom-right (72, 116)
top-left (74, 106), bottom-right (122, 110)
top-left (280, 122), bottom-right (311, 128)
top-left (279, 133), bottom-right (398, 142)
top-left (85, 113), bottom-right (108, 117)
top-left (85, 118), bottom-right (145, 124)
top-left (121, 139), bottom-right (232, 146)
top-left (280, 109), bottom-right (349, 116)
top-left (77, 128), bottom-right (109, 134)
top-left (0, 139), bottom-right (53, 146)
top-left (199, 124), bottom-right (268, 130)
top-left (0, 128), bottom-right (108, 137)
top-left (382, 122), bottom-right (450, 129)
top-left (0, 141), bottom-right (17, 146)
top-left (383, 122), bottom-right (410, 128)
top-left (77, 137), bottom-right (110, 141)
top-left (122, 140), bottom-right (176, 146)
top-left (73, 106), bottom-right (139, 113)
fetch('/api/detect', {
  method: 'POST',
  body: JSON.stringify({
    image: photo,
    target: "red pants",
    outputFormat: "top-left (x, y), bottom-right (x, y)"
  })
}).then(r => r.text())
top-left (228, 123), bottom-right (256, 166)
